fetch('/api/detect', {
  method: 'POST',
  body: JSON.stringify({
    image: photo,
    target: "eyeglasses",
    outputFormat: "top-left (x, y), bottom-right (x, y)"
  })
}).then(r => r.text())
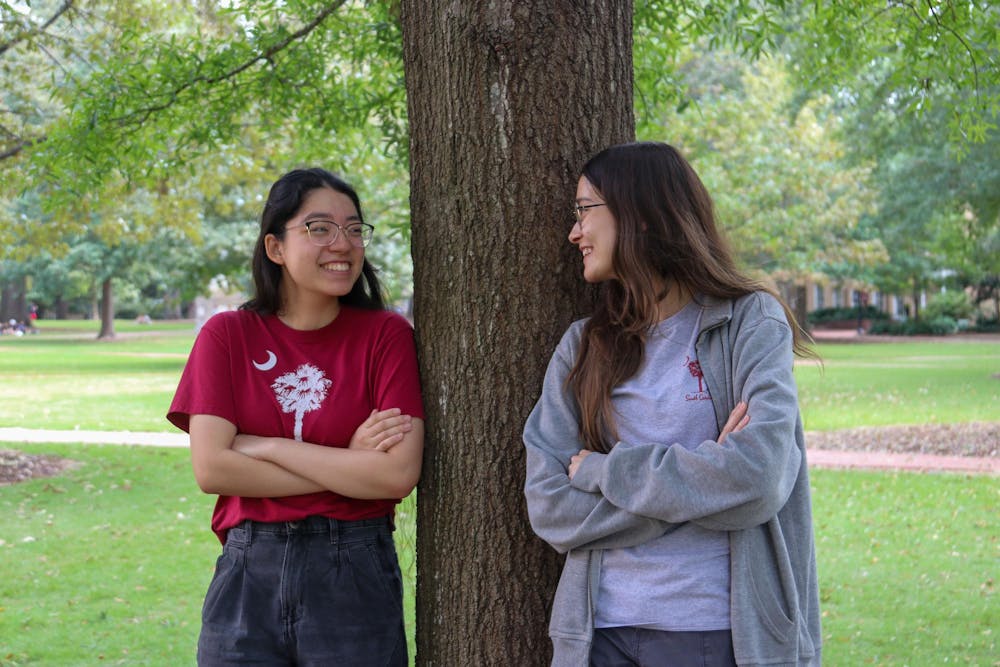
top-left (573, 202), bottom-right (606, 222)
top-left (285, 220), bottom-right (374, 248)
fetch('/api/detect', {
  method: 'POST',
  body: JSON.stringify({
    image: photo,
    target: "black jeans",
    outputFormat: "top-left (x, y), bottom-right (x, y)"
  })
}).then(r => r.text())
top-left (197, 516), bottom-right (406, 666)
top-left (591, 627), bottom-right (737, 667)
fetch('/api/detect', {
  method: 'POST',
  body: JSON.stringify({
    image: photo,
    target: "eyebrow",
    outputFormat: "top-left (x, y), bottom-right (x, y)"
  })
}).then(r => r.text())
top-left (303, 212), bottom-right (361, 222)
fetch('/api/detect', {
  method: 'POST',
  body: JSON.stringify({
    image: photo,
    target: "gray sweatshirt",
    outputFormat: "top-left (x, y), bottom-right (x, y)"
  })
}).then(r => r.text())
top-left (523, 292), bottom-right (822, 666)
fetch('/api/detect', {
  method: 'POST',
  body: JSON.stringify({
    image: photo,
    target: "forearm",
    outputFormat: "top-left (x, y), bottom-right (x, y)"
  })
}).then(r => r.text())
top-left (525, 446), bottom-right (671, 553)
top-left (189, 413), bottom-right (324, 497)
top-left (241, 420), bottom-right (424, 500)
top-left (195, 447), bottom-right (327, 497)
top-left (596, 436), bottom-right (800, 528)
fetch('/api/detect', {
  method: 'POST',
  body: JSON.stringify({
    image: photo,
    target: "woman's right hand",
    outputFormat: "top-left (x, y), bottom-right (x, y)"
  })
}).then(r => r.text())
top-left (349, 408), bottom-right (413, 452)
top-left (717, 401), bottom-right (750, 444)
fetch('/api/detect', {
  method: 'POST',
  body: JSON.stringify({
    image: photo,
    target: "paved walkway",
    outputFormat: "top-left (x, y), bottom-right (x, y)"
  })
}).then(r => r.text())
top-left (0, 427), bottom-right (188, 448)
top-left (0, 427), bottom-right (995, 475)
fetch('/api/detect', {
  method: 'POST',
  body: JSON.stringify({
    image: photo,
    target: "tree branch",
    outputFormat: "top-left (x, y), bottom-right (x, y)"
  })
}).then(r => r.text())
top-left (896, 0), bottom-right (981, 107)
top-left (0, 0), bottom-right (74, 58)
top-left (117, 0), bottom-right (348, 127)
top-left (0, 134), bottom-right (44, 160)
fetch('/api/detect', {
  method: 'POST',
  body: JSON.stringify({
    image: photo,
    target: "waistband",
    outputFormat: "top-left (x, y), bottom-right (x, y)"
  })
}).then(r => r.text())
top-left (227, 515), bottom-right (393, 545)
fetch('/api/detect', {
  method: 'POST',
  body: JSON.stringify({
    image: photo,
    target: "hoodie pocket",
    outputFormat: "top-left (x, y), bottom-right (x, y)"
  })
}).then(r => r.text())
top-left (738, 524), bottom-right (796, 644)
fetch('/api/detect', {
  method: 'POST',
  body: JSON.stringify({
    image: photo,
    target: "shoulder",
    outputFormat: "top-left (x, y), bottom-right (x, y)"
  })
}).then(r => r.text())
top-left (732, 291), bottom-right (788, 326)
top-left (198, 309), bottom-right (261, 338)
top-left (538, 318), bottom-right (588, 372)
top-left (340, 308), bottom-right (416, 351)
top-left (343, 307), bottom-right (413, 333)
top-left (556, 318), bottom-right (588, 353)
top-left (698, 291), bottom-right (791, 346)
top-left (698, 291), bottom-right (787, 330)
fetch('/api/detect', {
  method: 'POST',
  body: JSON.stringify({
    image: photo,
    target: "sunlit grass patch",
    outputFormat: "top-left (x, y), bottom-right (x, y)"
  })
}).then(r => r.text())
top-left (797, 342), bottom-right (1000, 430)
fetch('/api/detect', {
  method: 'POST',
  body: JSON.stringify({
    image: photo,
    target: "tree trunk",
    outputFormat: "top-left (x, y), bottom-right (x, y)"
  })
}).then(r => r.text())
top-left (794, 284), bottom-right (808, 332)
top-left (97, 278), bottom-right (115, 339)
top-left (0, 281), bottom-right (14, 322)
top-left (401, 2), bottom-right (634, 664)
top-left (54, 295), bottom-right (69, 319)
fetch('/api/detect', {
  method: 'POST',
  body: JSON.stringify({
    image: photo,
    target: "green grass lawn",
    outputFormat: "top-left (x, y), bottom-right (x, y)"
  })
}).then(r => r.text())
top-left (812, 469), bottom-right (996, 665)
top-left (796, 340), bottom-right (1000, 431)
top-left (0, 320), bottom-right (193, 431)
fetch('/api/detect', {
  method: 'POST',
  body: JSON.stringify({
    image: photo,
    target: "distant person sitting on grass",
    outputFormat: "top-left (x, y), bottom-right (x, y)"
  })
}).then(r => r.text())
top-left (167, 168), bottom-right (424, 667)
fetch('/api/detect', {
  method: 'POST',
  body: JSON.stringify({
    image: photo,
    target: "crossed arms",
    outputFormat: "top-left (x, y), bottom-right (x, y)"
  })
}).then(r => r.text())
top-left (190, 408), bottom-right (424, 500)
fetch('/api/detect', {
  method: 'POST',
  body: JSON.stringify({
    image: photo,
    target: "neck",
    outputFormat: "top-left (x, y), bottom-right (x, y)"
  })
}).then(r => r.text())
top-left (656, 281), bottom-right (692, 321)
top-left (277, 296), bottom-right (342, 331)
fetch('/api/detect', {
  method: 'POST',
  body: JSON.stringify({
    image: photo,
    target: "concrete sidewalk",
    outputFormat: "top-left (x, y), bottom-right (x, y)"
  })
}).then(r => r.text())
top-left (0, 427), bottom-right (187, 448)
top-left (0, 427), bottom-right (995, 475)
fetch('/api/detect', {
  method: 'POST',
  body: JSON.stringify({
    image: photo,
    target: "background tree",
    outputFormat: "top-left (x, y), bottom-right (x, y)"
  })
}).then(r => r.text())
top-left (647, 51), bottom-right (889, 322)
top-left (782, 0), bottom-right (1000, 146)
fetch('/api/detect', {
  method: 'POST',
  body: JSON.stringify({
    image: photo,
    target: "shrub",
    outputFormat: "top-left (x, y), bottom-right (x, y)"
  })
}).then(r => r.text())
top-left (926, 316), bottom-right (958, 335)
top-left (868, 317), bottom-right (957, 336)
top-left (923, 291), bottom-right (976, 321)
top-left (970, 315), bottom-right (1000, 333)
top-left (808, 305), bottom-right (887, 324)
top-left (867, 319), bottom-right (906, 335)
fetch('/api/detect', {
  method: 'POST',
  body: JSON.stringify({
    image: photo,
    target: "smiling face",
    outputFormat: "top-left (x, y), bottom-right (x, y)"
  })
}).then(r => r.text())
top-left (569, 176), bottom-right (618, 283)
top-left (265, 186), bottom-right (366, 311)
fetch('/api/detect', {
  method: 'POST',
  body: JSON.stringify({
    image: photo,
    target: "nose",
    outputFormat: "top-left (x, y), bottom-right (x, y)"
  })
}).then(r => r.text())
top-left (330, 226), bottom-right (354, 250)
top-left (568, 220), bottom-right (582, 244)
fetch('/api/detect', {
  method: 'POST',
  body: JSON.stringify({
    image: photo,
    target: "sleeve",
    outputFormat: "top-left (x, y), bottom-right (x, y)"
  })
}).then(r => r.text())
top-left (166, 316), bottom-right (238, 433)
top-left (523, 328), bottom-right (676, 554)
top-left (370, 314), bottom-right (425, 420)
top-left (591, 300), bottom-right (803, 531)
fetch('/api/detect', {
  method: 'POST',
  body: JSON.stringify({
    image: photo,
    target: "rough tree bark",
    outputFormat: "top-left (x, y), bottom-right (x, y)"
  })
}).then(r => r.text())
top-left (401, 2), bottom-right (634, 664)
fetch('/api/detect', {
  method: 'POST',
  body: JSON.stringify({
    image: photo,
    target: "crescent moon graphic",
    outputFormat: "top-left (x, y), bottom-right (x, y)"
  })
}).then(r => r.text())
top-left (252, 350), bottom-right (277, 371)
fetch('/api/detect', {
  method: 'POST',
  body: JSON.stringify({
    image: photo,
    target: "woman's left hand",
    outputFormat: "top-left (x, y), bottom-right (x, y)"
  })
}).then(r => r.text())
top-left (568, 449), bottom-right (592, 480)
top-left (717, 401), bottom-right (750, 444)
top-left (349, 408), bottom-right (413, 452)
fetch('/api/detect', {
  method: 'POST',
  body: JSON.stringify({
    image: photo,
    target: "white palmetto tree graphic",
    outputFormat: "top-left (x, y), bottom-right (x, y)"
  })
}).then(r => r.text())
top-left (271, 364), bottom-right (332, 441)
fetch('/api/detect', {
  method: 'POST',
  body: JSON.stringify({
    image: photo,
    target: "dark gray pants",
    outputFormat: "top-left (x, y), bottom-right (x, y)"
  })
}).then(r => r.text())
top-left (197, 516), bottom-right (406, 666)
top-left (591, 627), bottom-right (736, 667)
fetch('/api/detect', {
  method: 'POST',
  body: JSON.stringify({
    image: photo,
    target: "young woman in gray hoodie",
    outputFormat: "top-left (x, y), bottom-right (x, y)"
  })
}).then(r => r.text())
top-left (523, 142), bottom-right (821, 666)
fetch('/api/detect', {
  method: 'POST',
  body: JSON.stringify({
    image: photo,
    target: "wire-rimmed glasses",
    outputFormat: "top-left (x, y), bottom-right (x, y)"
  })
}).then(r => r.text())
top-left (285, 220), bottom-right (374, 248)
top-left (572, 202), bottom-right (606, 223)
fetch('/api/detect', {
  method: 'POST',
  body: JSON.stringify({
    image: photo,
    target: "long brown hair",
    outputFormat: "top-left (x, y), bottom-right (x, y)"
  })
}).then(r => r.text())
top-left (566, 142), bottom-right (812, 453)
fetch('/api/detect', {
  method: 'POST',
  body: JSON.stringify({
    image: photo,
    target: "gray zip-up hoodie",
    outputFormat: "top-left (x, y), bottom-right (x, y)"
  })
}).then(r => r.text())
top-left (523, 292), bottom-right (821, 666)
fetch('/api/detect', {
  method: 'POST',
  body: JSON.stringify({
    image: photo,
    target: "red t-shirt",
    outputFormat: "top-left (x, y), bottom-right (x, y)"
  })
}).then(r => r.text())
top-left (167, 306), bottom-right (424, 542)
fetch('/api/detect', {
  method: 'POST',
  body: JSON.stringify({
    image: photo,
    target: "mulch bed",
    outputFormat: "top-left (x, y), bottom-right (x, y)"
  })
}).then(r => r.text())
top-left (805, 421), bottom-right (998, 458)
top-left (0, 450), bottom-right (80, 486)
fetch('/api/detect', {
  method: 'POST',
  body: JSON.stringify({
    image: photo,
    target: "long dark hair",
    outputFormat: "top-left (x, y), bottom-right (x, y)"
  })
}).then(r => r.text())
top-left (567, 142), bottom-right (812, 453)
top-left (241, 168), bottom-right (386, 314)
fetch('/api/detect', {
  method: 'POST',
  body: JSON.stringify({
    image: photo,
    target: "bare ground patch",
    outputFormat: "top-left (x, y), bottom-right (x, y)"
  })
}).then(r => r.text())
top-left (0, 449), bottom-right (80, 486)
top-left (806, 421), bottom-right (999, 458)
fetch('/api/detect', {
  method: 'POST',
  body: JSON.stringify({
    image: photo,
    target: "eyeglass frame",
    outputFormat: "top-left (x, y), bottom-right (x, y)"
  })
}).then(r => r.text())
top-left (572, 202), bottom-right (606, 222)
top-left (284, 219), bottom-right (375, 248)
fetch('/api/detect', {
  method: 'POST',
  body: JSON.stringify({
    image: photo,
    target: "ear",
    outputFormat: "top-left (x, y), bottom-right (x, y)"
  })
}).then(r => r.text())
top-left (264, 234), bottom-right (284, 265)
